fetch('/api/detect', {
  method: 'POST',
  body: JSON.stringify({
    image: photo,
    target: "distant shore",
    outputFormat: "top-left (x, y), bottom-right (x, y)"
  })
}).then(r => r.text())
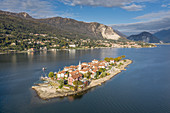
top-left (0, 44), bottom-right (157, 55)
top-left (32, 59), bottom-right (132, 100)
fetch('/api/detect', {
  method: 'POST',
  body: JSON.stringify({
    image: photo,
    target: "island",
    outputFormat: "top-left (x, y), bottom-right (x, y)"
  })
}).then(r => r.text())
top-left (32, 55), bottom-right (132, 100)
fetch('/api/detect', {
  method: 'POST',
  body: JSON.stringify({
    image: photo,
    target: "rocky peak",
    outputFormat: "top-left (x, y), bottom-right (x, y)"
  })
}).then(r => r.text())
top-left (18, 12), bottom-right (32, 19)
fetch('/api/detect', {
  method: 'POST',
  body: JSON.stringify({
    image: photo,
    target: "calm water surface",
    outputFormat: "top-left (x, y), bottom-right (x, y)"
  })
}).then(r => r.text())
top-left (0, 45), bottom-right (170, 113)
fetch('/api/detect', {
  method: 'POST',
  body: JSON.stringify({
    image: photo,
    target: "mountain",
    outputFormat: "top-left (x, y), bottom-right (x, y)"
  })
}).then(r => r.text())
top-left (154, 29), bottom-right (170, 43)
top-left (37, 17), bottom-right (123, 40)
top-left (0, 10), bottom-right (33, 19)
top-left (0, 10), bottom-right (124, 40)
top-left (127, 32), bottom-right (160, 43)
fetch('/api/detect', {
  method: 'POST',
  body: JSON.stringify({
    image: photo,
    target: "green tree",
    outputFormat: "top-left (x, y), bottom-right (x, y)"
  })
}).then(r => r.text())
top-left (58, 79), bottom-right (64, 89)
top-left (121, 55), bottom-right (126, 58)
top-left (48, 72), bottom-right (54, 78)
top-left (101, 72), bottom-right (106, 78)
top-left (55, 74), bottom-right (58, 79)
top-left (104, 57), bottom-right (110, 62)
top-left (87, 72), bottom-right (92, 79)
top-left (73, 81), bottom-right (83, 85)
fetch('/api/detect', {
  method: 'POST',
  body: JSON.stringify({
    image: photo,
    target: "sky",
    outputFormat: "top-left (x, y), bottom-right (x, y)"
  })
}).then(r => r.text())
top-left (0, 0), bottom-right (170, 36)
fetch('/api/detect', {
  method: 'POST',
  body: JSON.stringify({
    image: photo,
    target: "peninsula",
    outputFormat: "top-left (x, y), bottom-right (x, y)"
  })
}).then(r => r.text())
top-left (32, 56), bottom-right (132, 99)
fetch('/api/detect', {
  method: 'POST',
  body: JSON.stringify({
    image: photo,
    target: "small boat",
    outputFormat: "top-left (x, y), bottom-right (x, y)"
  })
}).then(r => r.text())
top-left (42, 67), bottom-right (47, 71)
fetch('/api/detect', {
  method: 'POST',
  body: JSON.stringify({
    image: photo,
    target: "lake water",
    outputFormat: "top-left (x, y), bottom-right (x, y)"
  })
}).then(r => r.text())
top-left (0, 45), bottom-right (170, 113)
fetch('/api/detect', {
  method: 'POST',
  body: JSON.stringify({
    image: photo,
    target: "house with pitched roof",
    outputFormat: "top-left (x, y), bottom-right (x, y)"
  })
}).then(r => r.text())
top-left (68, 71), bottom-right (83, 85)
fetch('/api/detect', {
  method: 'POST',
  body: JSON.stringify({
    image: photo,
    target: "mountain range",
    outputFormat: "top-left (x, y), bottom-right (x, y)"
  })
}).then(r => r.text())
top-left (0, 10), bottom-right (125, 40)
top-left (154, 29), bottom-right (170, 43)
top-left (127, 32), bottom-right (160, 43)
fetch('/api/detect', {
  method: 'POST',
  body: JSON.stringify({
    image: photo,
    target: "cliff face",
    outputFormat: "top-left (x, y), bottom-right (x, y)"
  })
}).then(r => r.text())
top-left (89, 23), bottom-right (120, 40)
top-left (127, 32), bottom-right (160, 43)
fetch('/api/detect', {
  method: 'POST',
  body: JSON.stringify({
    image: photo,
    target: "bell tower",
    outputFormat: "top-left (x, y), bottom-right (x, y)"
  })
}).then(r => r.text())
top-left (78, 61), bottom-right (81, 70)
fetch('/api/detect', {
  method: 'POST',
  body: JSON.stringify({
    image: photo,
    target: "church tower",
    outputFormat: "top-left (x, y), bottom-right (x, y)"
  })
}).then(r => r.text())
top-left (78, 61), bottom-right (81, 70)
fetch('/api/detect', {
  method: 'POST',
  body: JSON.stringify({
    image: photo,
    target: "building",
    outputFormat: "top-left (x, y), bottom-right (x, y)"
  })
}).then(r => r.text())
top-left (68, 71), bottom-right (83, 85)
top-left (92, 59), bottom-right (99, 63)
top-left (69, 44), bottom-right (76, 48)
top-left (79, 69), bottom-right (89, 74)
top-left (110, 60), bottom-right (115, 64)
top-left (57, 71), bottom-right (66, 78)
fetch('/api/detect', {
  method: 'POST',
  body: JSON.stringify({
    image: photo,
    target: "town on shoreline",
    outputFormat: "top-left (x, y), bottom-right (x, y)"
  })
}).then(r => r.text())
top-left (32, 55), bottom-right (132, 99)
top-left (0, 32), bottom-right (157, 54)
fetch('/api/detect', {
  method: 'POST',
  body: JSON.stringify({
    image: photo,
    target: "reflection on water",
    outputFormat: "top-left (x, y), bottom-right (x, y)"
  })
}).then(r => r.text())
top-left (1, 46), bottom-right (170, 113)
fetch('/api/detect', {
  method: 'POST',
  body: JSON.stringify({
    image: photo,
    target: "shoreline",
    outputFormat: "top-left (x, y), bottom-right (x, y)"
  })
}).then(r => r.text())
top-left (32, 59), bottom-right (132, 100)
top-left (0, 45), bottom-right (157, 55)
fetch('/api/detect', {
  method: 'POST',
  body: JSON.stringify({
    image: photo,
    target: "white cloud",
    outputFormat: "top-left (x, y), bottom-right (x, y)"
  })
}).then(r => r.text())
top-left (121, 4), bottom-right (144, 11)
top-left (161, 4), bottom-right (167, 7)
top-left (59, 0), bottom-right (132, 7)
top-left (161, 4), bottom-right (170, 8)
top-left (59, 0), bottom-right (153, 11)
top-left (111, 17), bottom-right (170, 35)
top-left (134, 10), bottom-right (170, 20)
top-left (0, 0), bottom-right (75, 18)
top-left (112, 10), bottom-right (170, 35)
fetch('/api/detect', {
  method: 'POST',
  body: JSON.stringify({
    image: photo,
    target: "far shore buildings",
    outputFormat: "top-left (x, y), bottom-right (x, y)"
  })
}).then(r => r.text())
top-left (69, 44), bottom-right (76, 48)
top-left (56, 59), bottom-right (113, 86)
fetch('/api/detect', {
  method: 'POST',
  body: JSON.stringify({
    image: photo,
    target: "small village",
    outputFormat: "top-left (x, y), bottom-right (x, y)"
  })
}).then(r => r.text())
top-left (38, 56), bottom-right (126, 91)
top-left (32, 55), bottom-right (132, 99)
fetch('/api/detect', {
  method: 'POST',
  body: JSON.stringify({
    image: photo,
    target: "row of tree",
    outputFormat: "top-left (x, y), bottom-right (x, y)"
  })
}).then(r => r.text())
top-left (104, 55), bottom-right (126, 62)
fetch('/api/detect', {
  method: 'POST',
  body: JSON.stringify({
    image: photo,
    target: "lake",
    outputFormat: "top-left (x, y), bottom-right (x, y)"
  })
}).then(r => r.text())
top-left (0, 45), bottom-right (170, 113)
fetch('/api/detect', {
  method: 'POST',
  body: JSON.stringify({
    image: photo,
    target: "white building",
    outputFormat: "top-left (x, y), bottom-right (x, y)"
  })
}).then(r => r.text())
top-left (69, 44), bottom-right (76, 48)
top-left (92, 59), bottom-right (99, 63)
top-left (110, 60), bottom-right (115, 64)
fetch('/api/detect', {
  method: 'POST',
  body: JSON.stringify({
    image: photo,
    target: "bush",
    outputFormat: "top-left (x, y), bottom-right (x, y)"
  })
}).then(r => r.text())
top-left (104, 57), bottom-right (114, 62)
top-left (59, 85), bottom-right (63, 89)
top-left (100, 72), bottom-right (106, 78)
top-left (58, 79), bottom-right (64, 88)
top-left (55, 74), bottom-right (58, 79)
top-left (48, 72), bottom-right (54, 78)
top-left (99, 68), bottom-right (106, 73)
top-left (121, 55), bottom-right (126, 58)
top-left (73, 81), bottom-right (83, 85)
top-left (107, 73), bottom-right (110, 76)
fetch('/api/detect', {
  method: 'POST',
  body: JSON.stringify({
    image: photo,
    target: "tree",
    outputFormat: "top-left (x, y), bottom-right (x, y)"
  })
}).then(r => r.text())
top-left (58, 79), bottom-right (64, 89)
top-left (73, 81), bottom-right (83, 85)
top-left (101, 72), bottom-right (106, 78)
top-left (104, 57), bottom-right (114, 62)
top-left (99, 68), bottom-right (106, 73)
top-left (96, 71), bottom-right (100, 78)
top-left (114, 57), bottom-right (122, 62)
top-left (121, 55), bottom-right (126, 58)
top-left (48, 72), bottom-right (54, 78)
top-left (104, 57), bottom-right (110, 62)
top-left (55, 74), bottom-right (58, 79)
top-left (87, 72), bottom-right (92, 79)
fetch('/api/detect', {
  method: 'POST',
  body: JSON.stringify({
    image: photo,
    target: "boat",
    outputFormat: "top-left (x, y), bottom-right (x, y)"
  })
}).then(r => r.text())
top-left (42, 67), bottom-right (47, 71)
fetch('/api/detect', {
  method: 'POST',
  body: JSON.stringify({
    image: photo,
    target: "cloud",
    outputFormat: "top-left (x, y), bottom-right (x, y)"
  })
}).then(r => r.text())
top-left (59, 0), bottom-right (132, 7)
top-left (0, 0), bottom-right (75, 18)
top-left (59, 0), bottom-right (152, 11)
top-left (161, 4), bottom-right (170, 8)
top-left (111, 10), bottom-right (170, 35)
top-left (134, 10), bottom-right (170, 20)
top-left (111, 17), bottom-right (170, 35)
top-left (121, 4), bottom-right (145, 11)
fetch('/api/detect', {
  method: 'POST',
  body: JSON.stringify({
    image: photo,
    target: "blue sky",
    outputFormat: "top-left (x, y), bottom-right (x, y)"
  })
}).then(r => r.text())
top-left (0, 0), bottom-right (170, 35)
